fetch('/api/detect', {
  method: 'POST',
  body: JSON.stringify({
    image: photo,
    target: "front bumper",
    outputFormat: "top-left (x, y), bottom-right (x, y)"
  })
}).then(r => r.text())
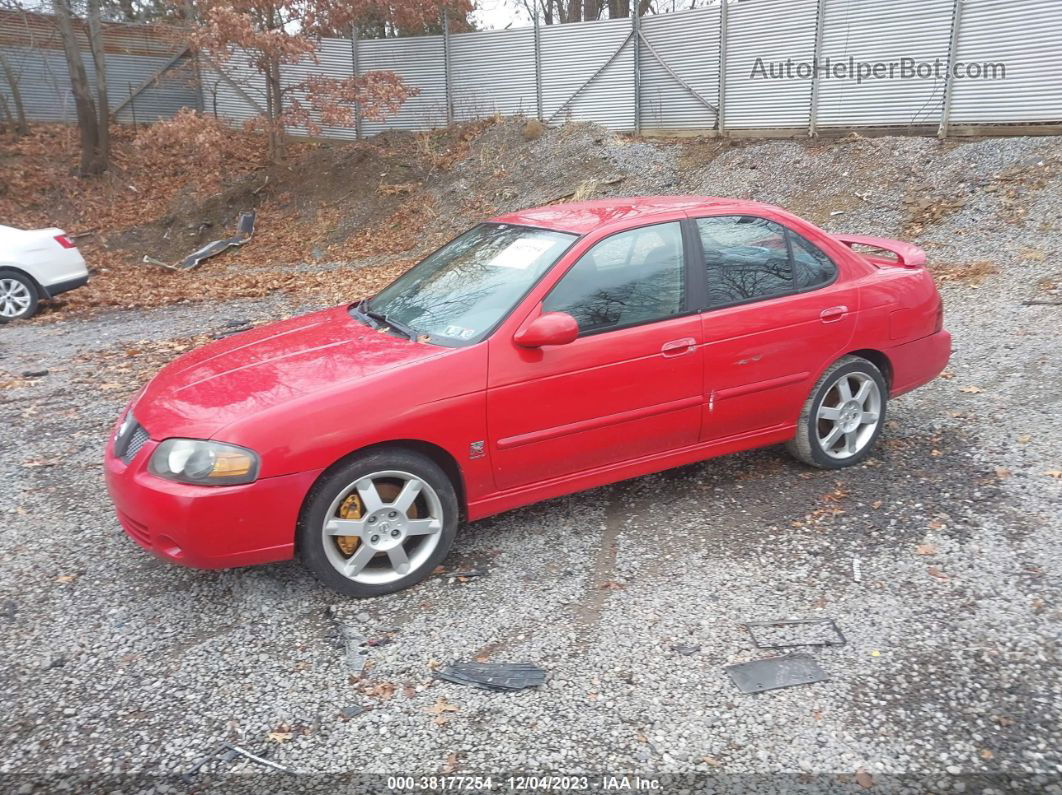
top-left (104, 438), bottom-right (321, 569)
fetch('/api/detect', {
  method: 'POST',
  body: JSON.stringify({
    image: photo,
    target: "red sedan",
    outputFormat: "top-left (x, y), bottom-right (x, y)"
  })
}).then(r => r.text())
top-left (105, 197), bottom-right (951, 596)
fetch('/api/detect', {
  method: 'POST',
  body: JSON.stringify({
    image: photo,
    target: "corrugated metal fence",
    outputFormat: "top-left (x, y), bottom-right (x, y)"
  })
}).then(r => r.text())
top-left (0, 11), bottom-right (200, 125)
top-left (3, 0), bottom-right (1061, 138)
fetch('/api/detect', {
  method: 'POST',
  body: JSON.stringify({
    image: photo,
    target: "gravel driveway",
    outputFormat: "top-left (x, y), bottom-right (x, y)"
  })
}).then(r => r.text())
top-left (1, 135), bottom-right (1060, 794)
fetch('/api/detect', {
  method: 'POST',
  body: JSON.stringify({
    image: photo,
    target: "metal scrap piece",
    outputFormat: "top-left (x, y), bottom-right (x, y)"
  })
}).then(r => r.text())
top-left (745, 618), bottom-right (846, 650)
top-left (179, 210), bottom-right (256, 270)
top-left (725, 652), bottom-right (829, 694)
top-left (434, 662), bottom-right (546, 692)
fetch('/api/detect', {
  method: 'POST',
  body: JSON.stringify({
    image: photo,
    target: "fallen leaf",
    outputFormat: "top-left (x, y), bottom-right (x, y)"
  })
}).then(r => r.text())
top-left (811, 708), bottom-right (823, 720)
top-left (930, 449), bottom-right (943, 457)
top-left (426, 698), bottom-right (458, 716)
top-left (1044, 470), bottom-right (1062, 479)
top-left (928, 566), bottom-right (949, 580)
top-left (870, 500), bottom-right (882, 509)
top-left (1017, 434), bottom-right (1031, 444)
top-left (366, 682), bottom-right (396, 701)
top-left (442, 752), bottom-right (460, 774)
top-left (55, 574), bottom-right (78, 584)
top-left (433, 715), bottom-right (452, 726)
top-left (959, 386), bottom-right (983, 394)
top-left (702, 755), bottom-right (722, 767)
top-left (995, 467), bottom-right (1011, 480)
top-left (267, 730), bottom-right (293, 743)
top-left (600, 580), bottom-right (625, 590)
top-left (979, 749), bottom-right (994, 760)
top-left (855, 768), bottom-right (875, 789)
top-left (403, 684), bottom-right (416, 699)
top-left (916, 544), bottom-right (938, 556)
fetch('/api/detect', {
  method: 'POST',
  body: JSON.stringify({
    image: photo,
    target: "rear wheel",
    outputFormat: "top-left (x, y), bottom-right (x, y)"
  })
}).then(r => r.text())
top-left (297, 448), bottom-right (458, 597)
top-left (786, 355), bottom-right (887, 469)
top-left (0, 270), bottom-right (39, 321)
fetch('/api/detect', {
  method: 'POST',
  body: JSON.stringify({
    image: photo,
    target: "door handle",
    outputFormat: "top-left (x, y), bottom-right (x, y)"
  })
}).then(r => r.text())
top-left (819, 305), bottom-right (848, 323)
top-left (661, 337), bottom-right (696, 357)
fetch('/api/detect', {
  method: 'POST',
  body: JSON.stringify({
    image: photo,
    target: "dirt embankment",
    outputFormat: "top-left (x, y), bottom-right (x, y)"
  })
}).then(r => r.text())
top-left (2, 116), bottom-right (1059, 319)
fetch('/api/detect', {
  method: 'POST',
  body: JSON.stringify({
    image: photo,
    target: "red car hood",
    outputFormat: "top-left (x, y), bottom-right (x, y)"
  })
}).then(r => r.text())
top-left (132, 306), bottom-right (449, 440)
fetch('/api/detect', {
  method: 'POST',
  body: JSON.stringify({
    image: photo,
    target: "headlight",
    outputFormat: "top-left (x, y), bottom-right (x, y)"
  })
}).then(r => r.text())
top-left (148, 439), bottom-right (259, 486)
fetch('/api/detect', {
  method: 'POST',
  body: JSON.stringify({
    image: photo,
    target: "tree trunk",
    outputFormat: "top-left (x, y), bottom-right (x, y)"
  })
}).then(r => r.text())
top-left (265, 59), bottom-right (285, 162)
top-left (0, 51), bottom-right (28, 137)
top-left (52, 0), bottom-right (103, 175)
top-left (608, 0), bottom-right (630, 18)
top-left (86, 0), bottom-right (110, 165)
top-left (566, 0), bottom-right (582, 23)
top-left (583, 0), bottom-right (601, 21)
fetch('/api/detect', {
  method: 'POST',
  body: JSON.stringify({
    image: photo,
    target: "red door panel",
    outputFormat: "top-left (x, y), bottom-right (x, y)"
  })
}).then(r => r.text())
top-left (700, 286), bottom-right (858, 440)
top-left (488, 315), bottom-right (702, 490)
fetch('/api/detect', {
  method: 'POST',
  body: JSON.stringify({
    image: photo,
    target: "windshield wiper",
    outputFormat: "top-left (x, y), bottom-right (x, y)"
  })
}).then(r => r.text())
top-left (356, 301), bottom-right (415, 341)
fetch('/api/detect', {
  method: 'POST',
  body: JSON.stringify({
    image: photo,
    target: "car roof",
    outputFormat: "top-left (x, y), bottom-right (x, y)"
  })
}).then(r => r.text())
top-left (489, 196), bottom-right (781, 236)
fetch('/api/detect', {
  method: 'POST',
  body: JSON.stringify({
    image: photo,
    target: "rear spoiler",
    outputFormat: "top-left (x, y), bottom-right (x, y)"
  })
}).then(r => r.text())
top-left (833, 234), bottom-right (926, 268)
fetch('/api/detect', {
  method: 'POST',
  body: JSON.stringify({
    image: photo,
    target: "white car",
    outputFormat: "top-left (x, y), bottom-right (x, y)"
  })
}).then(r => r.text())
top-left (0, 225), bottom-right (89, 321)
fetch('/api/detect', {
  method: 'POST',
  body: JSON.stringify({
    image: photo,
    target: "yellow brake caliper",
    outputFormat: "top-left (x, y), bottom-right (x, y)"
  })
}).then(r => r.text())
top-left (336, 492), bottom-right (363, 556)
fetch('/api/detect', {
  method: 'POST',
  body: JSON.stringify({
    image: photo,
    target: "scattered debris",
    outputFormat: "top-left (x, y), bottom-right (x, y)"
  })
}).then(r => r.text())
top-left (21, 370), bottom-right (48, 378)
top-left (852, 557), bottom-right (862, 583)
top-left (745, 619), bottom-right (846, 650)
top-left (671, 644), bottom-right (701, 656)
top-left (179, 210), bottom-right (256, 270)
top-left (211, 318), bottom-right (255, 339)
top-left (434, 662), bottom-right (546, 692)
top-left (339, 627), bottom-right (371, 675)
top-left (725, 652), bottom-right (830, 694)
top-left (182, 742), bottom-right (296, 782)
top-left (141, 254), bottom-right (177, 271)
top-left (339, 705), bottom-right (367, 721)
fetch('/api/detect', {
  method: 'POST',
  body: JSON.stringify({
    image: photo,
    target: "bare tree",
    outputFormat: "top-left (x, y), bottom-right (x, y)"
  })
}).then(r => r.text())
top-left (52, 0), bottom-right (107, 174)
top-left (0, 50), bottom-right (29, 136)
top-left (86, 0), bottom-right (109, 167)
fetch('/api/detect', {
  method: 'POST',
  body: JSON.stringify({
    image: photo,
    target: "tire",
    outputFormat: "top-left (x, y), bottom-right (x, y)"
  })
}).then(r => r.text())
top-left (296, 448), bottom-right (458, 597)
top-left (0, 270), bottom-right (40, 321)
top-left (786, 355), bottom-right (888, 469)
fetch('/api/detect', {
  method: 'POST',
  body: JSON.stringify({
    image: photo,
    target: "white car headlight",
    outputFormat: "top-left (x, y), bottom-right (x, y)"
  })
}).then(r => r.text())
top-left (148, 439), bottom-right (259, 486)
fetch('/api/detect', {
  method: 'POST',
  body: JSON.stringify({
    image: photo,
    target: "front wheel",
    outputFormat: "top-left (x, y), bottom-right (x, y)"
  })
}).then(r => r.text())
top-left (297, 448), bottom-right (458, 597)
top-left (786, 355), bottom-right (888, 469)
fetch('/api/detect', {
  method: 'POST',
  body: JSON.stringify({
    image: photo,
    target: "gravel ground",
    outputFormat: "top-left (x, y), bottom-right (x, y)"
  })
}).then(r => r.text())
top-left (1, 133), bottom-right (1060, 794)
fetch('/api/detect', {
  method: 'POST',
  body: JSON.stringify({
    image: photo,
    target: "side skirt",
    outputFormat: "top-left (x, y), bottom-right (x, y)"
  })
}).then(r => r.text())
top-left (467, 423), bottom-right (795, 521)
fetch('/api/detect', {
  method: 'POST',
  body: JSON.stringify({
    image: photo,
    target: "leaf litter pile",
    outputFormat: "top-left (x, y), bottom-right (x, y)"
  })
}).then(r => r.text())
top-left (0, 116), bottom-right (503, 319)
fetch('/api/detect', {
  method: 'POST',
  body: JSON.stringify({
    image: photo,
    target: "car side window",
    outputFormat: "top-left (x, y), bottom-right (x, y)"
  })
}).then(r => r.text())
top-left (543, 221), bottom-right (686, 334)
top-left (789, 231), bottom-right (838, 290)
top-left (696, 216), bottom-right (793, 307)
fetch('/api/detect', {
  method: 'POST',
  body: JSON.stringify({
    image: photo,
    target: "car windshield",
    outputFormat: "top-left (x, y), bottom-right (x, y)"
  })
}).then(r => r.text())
top-left (364, 223), bottom-right (577, 346)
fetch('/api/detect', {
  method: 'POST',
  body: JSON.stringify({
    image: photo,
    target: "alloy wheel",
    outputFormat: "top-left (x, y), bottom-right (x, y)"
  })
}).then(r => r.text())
top-left (321, 470), bottom-right (444, 585)
top-left (815, 371), bottom-right (882, 460)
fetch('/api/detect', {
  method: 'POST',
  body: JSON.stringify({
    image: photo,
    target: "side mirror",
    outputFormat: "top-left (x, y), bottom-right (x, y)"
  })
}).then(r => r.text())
top-left (514, 312), bottom-right (579, 348)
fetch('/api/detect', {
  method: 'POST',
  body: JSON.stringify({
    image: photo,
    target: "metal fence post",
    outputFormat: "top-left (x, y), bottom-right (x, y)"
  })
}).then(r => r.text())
top-left (443, 10), bottom-right (454, 126)
top-left (533, 0), bottom-right (543, 121)
top-left (808, 0), bottom-right (827, 136)
top-left (718, 0), bottom-right (728, 135)
top-left (350, 25), bottom-right (362, 139)
top-left (938, 0), bottom-right (964, 137)
top-left (633, 1), bottom-right (641, 135)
